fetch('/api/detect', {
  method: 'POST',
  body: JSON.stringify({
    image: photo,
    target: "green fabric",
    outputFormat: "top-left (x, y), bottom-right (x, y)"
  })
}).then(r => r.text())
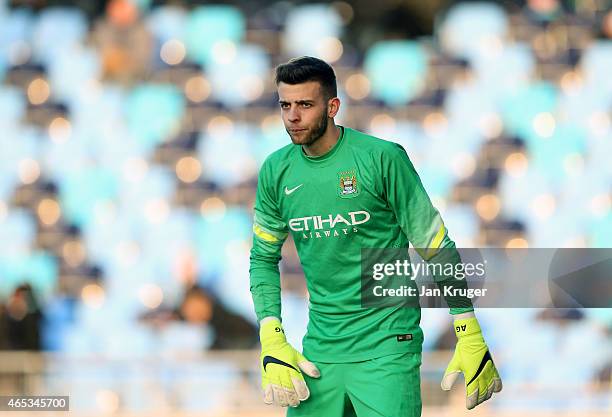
top-left (287, 352), bottom-right (422, 417)
top-left (250, 126), bottom-right (473, 362)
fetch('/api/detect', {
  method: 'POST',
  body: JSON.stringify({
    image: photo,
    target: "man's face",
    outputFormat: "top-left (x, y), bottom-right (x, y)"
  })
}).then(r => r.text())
top-left (181, 293), bottom-right (212, 324)
top-left (278, 81), bottom-right (329, 146)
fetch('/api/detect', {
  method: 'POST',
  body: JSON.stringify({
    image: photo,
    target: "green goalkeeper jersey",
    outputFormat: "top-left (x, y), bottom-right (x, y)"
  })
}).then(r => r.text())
top-left (250, 126), bottom-right (472, 362)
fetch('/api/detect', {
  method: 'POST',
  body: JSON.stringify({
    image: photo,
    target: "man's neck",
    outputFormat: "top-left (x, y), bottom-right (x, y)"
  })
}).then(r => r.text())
top-left (302, 124), bottom-right (341, 157)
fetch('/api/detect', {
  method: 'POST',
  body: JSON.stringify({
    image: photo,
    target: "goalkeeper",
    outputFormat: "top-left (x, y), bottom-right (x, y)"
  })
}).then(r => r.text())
top-left (249, 56), bottom-right (502, 416)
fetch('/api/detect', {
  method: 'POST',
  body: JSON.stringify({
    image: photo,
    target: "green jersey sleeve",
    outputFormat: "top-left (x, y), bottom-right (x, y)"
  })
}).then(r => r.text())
top-left (249, 158), bottom-right (289, 321)
top-left (381, 143), bottom-right (474, 314)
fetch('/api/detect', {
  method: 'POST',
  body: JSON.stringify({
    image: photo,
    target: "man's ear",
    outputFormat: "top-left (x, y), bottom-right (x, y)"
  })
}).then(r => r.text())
top-left (328, 97), bottom-right (341, 118)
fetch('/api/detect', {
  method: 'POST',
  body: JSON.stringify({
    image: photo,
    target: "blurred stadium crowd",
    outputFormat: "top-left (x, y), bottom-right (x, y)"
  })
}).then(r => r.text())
top-left (0, 0), bottom-right (610, 413)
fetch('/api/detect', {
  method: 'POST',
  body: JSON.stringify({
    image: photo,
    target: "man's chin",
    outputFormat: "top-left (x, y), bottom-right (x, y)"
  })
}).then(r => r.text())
top-left (288, 132), bottom-right (311, 145)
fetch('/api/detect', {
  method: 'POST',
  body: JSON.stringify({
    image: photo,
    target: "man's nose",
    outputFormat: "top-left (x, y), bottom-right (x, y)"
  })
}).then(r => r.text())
top-left (288, 107), bottom-right (300, 122)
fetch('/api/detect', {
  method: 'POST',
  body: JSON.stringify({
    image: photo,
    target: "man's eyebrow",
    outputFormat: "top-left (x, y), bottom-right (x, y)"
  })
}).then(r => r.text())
top-left (278, 99), bottom-right (315, 104)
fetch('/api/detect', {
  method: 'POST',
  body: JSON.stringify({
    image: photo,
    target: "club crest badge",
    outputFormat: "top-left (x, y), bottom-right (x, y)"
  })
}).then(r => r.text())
top-left (337, 169), bottom-right (360, 198)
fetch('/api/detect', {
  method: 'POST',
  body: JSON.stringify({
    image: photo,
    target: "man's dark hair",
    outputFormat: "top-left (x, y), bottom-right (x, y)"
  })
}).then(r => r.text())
top-left (275, 56), bottom-right (337, 99)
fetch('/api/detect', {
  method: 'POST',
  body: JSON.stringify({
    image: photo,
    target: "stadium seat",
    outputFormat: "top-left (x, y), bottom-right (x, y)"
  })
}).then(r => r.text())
top-left (125, 84), bottom-right (185, 150)
top-left (500, 82), bottom-right (558, 142)
top-left (527, 123), bottom-right (585, 185)
top-left (0, 125), bottom-right (42, 190)
top-left (580, 41), bottom-right (612, 93)
top-left (0, 54), bottom-right (6, 82)
top-left (207, 44), bottom-right (269, 107)
top-left (439, 2), bottom-right (508, 62)
top-left (0, 8), bottom-right (34, 64)
top-left (585, 135), bottom-right (612, 182)
top-left (0, 208), bottom-right (36, 261)
top-left (439, 204), bottom-right (479, 247)
top-left (197, 123), bottom-right (258, 187)
top-left (0, 86), bottom-right (26, 128)
top-left (498, 167), bottom-right (551, 222)
top-left (590, 215), bottom-right (612, 248)
top-left (471, 43), bottom-right (535, 98)
top-left (47, 46), bottom-right (101, 103)
top-left (253, 116), bottom-right (290, 167)
top-left (32, 8), bottom-right (88, 65)
top-left (445, 78), bottom-right (497, 140)
top-left (185, 5), bottom-right (245, 67)
top-left (194, 207), bottom-right (251, 285)
top-left (0, 249), bottom-right (58, 298)
top-left (283, 4), bottom-right (342, 58)
top-left (59, 167), bottom-right (119, 227)
top-left (364, 40), bottom-right (428, 106)
top-left (146, 5), bottom-right (188, 45)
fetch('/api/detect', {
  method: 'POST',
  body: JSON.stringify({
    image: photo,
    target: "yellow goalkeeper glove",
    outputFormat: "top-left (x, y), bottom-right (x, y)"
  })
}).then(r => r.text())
top-left (260, 317), bottom-right (320, 407)
top-left (441, 316), bottom-right (503, 409)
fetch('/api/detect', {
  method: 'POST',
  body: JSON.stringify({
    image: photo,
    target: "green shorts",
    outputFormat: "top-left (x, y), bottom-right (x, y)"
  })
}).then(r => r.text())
top-left (287, 352), bottom-right (422, 417)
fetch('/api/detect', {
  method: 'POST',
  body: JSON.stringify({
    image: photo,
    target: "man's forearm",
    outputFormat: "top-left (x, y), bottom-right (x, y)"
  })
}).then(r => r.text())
top-left (250, 278), bottom-right (282, 322)
top-left (427, 240), bottom-right (474, 314)
top-left (250, 236), bottom-right (283, 322)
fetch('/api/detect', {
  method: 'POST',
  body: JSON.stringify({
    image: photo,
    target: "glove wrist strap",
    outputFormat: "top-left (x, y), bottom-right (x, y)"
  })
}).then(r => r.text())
top-left (260, 318), bottom-right (287, 345)
top-left (453, 317), bottom-right (482, 338)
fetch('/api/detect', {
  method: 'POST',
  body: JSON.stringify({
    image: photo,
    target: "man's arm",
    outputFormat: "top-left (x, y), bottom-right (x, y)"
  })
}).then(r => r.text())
top-left (381, 143), bottom-right (473, 313)
top-left (249, 159), bottom-right (288, 321)
top-left (382, 144), bottom-right (502, 408)
top-left (249, 160), bottom-right (319, 408)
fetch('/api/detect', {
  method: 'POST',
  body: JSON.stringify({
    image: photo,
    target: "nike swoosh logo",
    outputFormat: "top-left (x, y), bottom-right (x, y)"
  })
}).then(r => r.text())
top-left (466, 350), bottom-right (493, 386)
top-left (262, 355), bottom-right (300, 373)
top-left (284, 184), bottom-right (303, 195)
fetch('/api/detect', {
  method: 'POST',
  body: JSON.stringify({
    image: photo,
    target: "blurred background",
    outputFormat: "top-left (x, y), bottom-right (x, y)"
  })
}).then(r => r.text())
top-left (0, 0), bottom-right (610, 415)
